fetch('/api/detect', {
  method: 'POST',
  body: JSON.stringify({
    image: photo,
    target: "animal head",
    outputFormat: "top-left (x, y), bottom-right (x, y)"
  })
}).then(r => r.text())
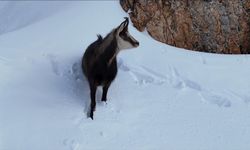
top-left (115, 17), bottom-right (139, 50)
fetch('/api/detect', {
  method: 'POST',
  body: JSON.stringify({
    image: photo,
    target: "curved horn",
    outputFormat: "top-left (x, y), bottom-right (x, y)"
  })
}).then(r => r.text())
top-left (124, 17), bottom-right (129, 22)
top-left (120, 17), bottom-right (129, 26)
top-left (124, 17), bottom-right (129, 26)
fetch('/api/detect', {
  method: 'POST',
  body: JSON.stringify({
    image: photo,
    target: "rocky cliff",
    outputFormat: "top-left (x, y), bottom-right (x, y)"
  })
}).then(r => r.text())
top-left (120, 0), bottom-right (250, 54)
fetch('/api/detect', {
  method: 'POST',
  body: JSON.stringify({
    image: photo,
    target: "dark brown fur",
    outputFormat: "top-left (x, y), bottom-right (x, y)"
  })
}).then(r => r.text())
top-left (82, 18), bottom-right (139, 119)
top-left (82, 32), bottom-right (118, 119)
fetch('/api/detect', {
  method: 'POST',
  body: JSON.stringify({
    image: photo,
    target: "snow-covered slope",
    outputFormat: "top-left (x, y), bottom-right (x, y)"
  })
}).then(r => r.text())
top-left (0, 1), bottom-right (72, 35)
top-left (1, 1), bottom-right (250, 150)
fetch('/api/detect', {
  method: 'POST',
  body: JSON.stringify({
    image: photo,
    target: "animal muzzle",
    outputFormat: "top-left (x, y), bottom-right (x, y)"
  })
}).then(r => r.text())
top-left (133, 41), bottom-right (139, 47)
top-left (129, 37), bottom-right (139, 47)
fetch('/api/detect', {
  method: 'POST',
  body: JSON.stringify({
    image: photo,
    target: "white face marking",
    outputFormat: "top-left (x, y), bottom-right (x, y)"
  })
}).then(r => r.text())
top-left (117, 31), bottom-right (139, 51)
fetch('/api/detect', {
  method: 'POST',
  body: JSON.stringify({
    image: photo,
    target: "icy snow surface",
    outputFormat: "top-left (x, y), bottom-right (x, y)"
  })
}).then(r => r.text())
top-left (1, 1), bottom-right (250, 150)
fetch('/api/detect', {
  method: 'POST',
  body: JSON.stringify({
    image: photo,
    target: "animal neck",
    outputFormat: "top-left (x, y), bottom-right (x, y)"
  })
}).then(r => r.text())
top-left (98, 29), bottom-right (119, 66)
top-left (98, 30), bottom-right (115, 55)
top-left (101, 38), bottom-right (118, 66)
top-left (107, 49), bottom-right (119, 66)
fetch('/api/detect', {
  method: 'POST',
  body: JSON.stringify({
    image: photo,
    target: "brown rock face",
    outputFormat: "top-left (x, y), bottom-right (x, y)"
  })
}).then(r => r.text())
top-left (120, 0), bottom-right (250, 54)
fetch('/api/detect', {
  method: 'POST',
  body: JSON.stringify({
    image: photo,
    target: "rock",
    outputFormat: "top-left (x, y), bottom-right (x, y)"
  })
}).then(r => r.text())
top-left (120, 0), bottom-right (250, 54)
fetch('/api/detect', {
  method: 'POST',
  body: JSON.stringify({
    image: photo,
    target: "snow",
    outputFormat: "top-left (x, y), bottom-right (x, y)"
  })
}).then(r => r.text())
top-left (1, 1), bottom-right (250, 150)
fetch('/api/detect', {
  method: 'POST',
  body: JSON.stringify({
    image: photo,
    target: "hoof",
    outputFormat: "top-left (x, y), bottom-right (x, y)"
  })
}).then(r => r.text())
top-left (87, 110), bottom-right (94, 120)
top-left (89, 112), bottom-right (94, 120)
top-left (101, 99), bottom-right (107, 102)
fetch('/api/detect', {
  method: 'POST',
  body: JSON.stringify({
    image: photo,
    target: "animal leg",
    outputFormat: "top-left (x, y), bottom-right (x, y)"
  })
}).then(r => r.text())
top-left (101, 82), bottom-right (111, 102)
top-left (89, 83), bottom-right (97, 120)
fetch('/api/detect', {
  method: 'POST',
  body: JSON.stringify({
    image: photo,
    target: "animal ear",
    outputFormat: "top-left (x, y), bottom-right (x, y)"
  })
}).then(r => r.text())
top-left (117, 17), bottom-right (129, 33)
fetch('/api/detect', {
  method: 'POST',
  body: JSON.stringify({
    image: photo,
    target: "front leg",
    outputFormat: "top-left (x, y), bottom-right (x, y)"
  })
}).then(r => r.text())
top-left (101, 82), bottom-right (111, 102)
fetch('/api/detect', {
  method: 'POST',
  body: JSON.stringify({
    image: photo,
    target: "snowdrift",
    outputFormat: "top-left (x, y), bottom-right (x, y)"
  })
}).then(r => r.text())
top-left (1, 1), bottom-right (250, 150)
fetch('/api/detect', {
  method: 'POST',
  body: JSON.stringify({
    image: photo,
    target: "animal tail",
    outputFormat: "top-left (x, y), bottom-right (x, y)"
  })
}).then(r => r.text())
top-left (97, 34), bottom-right (103, 42)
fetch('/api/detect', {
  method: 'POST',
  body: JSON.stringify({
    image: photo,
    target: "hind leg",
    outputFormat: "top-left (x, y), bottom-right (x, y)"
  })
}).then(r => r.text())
top-left (101, 82), bottom-right (111, 102)
top-left (88, 82), bottom-right (97, 120)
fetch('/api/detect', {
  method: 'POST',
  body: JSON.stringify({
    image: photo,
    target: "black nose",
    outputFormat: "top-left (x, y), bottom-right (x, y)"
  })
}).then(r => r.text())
top-left (134, 41), bottom-right (139, 46)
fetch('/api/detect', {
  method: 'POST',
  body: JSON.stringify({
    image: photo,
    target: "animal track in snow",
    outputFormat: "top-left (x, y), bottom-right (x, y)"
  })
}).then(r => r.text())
top-left (169, 67), bottom-right (231, 108)
top-left (118, 58), bottom-right (167, 85)
top-left (238, 95), bottom-right (250, 104)
top-left (63, 138), bottom-right (80, 150)
top-left (44, 53), bottom-right (83, 81)
top-left (199, 91), bottom-right (231, 108)
top-left (228, 91), bottom-right (250, 104)
top-left (168, 67), bottom-right (202, 91)
top-left (45, 54), bottom-right (61, 76)
top-left (70, 61), bottom-right (84, 82)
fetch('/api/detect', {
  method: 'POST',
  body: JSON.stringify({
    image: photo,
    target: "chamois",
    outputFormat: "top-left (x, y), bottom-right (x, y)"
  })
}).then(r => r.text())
top-left (82, 17), bottom-right (139, 119)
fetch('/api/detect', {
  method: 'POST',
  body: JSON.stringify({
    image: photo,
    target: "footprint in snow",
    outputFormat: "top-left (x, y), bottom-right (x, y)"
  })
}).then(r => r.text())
top-left (228, 91), bottom-right (250, 104)
top-left (238, 95), bottom-right (250, 104)
top-left (118, 58), bottom-right (167, 85)
top-left (169, 67), bottom-right (231, 108)
top-left (199, 91), bottom-right (231, 107)
top-left (45, 54), bottom-right (61, 76)
top-left (44, 53), bottom-right (84, 82)
top-left (71, 61), bottom-right (84, 82)
top-left (63, 138), bottom-right (80, 150)
top-left (168, 67), bottom-right (202, 91)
